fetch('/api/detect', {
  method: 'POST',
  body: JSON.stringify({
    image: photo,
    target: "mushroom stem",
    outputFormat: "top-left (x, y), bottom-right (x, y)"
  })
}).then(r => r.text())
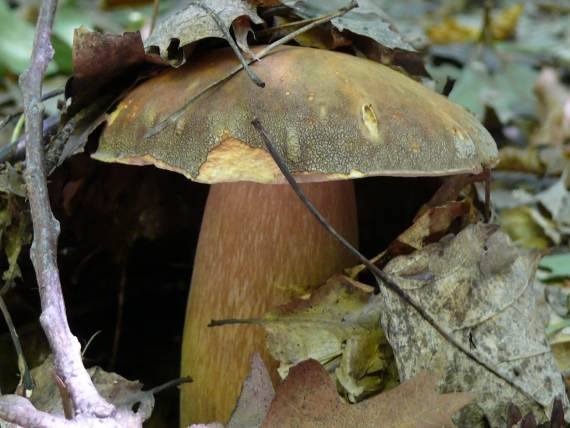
top-left (181, 180), bottom-right (358, 425)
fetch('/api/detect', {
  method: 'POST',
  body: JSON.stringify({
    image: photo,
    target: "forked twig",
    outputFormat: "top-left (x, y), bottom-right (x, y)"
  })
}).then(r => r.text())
top-left (250, 117), bottom-right (549, 410)
top-left (144, 0), bottom-right (358, 139)
top-left (196, 1), bottom-right (264, 88)
top-left (2, 0), bottom-right (130, 424)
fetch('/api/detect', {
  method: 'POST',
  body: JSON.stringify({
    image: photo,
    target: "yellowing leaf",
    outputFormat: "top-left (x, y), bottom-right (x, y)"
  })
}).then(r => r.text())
top-left (258, 275), bottom-right (388, 401)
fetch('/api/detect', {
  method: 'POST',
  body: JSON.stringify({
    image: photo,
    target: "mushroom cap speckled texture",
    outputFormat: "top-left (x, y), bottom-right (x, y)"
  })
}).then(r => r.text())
top-left (94, 45), bottom-right (498, 184)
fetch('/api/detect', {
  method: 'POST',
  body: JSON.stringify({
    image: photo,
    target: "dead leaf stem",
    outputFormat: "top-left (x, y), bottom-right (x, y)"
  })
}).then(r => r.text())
top-left (144, 0), bottom-right (358, 139)
top-left (251, 116), bottom-right (551, 411)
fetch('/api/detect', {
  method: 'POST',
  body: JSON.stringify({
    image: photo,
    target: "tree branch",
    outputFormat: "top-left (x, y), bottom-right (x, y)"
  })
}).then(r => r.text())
top-left (14, 0), bottom-right (117, 423)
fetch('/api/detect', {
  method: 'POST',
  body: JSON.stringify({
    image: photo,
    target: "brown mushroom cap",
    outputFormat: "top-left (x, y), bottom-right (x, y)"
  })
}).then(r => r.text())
top-left (94, 45), bottom-right (498, 183)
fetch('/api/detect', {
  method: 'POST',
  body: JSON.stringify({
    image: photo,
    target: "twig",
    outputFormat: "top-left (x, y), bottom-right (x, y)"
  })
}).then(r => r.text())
top-left (251, 117), bottom-right (550, 410)
top-left (16, 0), bottom-right (117, 423)
top-left (0, 294), bottom-right (33, 397)
top-left (0, 399), bottom-right (74, 428)
top-left (149, 0), bottom-right (160, 35)
top-left (144, 0), bottom-right (358, 139)
top-left (0, 89), bottom-right (63, 134)
top-left (0, 115), bottom-right (60, 164)
top-left (197, 1), bottom-right (264, 87)
top-left (147, 376), bottom-right (193, 395)
top-left (109, 257), bottom-right (127, 371)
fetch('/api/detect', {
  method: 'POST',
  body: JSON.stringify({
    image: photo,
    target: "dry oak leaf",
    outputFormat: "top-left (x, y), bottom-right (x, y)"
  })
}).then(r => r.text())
top-left (284, 0), bottom-right (414, 51)
top-left (28, 355), bottom-right (154, 420)
top-left (348, 198), bottom-right (474, 278)
top-left (145, 0), bottom-right (263, 66)
top-left (260, 359), bottom-right (475, 428)
top-left (380, 223), bottom-right (570, 427)
top-left (226, 353), bottom-right (275, 428)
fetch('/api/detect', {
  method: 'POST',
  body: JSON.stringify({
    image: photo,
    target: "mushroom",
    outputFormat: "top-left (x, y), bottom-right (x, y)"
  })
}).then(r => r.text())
top-left (93, 45), bottom-right (498, 425)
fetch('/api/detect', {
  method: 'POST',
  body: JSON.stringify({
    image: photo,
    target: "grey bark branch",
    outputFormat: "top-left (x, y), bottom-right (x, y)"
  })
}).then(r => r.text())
top-left (4, 0), bottom-right (124, 424)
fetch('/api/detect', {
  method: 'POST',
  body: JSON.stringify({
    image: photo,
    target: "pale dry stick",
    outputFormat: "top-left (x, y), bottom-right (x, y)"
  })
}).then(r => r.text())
top-left (250, 117), bottom-right (551, 411)
top-left (144, 0), bottom-right (358, 138)
top-left (6, 0), bottom-right (119, 424)
top-left (149, 0), bottom-right (160, 35)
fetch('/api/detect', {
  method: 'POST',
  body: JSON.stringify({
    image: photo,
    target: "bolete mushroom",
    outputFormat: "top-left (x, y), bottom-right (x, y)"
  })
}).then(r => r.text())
top-left (93, 45), bottom-right (498, 425)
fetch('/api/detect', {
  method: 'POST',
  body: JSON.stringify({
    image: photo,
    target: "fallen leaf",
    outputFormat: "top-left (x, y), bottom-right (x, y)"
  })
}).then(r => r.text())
top-left (539, 253), bottom-right (570, 282)
top-left (284, 0), bottom-right (414, 51)
top-left (69, 27), bottom-right (148, 116)
top-left (260, 360), bottom-right (476, 427)
top-left (535, 174), bottom-right (570, 236)
top-left (0, 164), bottom-right (27, 198)
top-left (348, 198), bottom-right (475, 278)
top-left (380, 224), bottom-right (569, 426)
top-left (226, 353), bottom-right (275, 428)
top-left (145, 0), bottom-right (264, 66)
top-left (271, 15), bottom-right (351, 51)
top-left (426, 4), bottom-right (524, 45)
top-left (254, 275), bottom-right (388, 401)
top-left (28, 355), bottom-right (154, 420)
top-left (529, 67), bottom-right (570, 149)
top-left (443, 59), bottom-right (538, 124)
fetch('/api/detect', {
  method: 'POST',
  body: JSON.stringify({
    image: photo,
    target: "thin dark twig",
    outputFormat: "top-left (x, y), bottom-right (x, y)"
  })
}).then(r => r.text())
top-left (143, 0), bottom-right (358, 139)
top-left (0, 115), bottom-right (16, 133)
top-left (0, 89), bottom-right (63, 134)
top-left (147, 376), bottom-right (193, 395)
top-left (0, 115), bottom-right (60, 164)
top-left (251, 117), bottom-right (549, 409)
top-left (0, 295), bottom-right (33, 397)
top-left (109, 256), bottom-right (128, 371)
top-left (196, 1), bottom-right (264, 87)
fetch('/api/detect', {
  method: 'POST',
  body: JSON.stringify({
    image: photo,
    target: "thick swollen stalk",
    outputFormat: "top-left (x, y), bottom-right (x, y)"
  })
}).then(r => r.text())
top-left (181, 180), bottom-right (358, 425)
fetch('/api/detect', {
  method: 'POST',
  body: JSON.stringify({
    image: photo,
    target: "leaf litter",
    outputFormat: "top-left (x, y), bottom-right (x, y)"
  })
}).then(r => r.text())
top-left (214, 274), bottom-right (391, 402)
top-left (260, 359), bottom-right (475, 428)
top-left (145, 0), bottom-right (264, 66)
top-left (379, 223), bottom-right (569, 426)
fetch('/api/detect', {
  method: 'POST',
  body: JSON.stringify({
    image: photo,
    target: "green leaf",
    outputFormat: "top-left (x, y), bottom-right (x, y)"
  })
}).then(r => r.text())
top-left (539, 253), bottom-right (570, 281)
top-left (0, 2), bottom-right (58, 75)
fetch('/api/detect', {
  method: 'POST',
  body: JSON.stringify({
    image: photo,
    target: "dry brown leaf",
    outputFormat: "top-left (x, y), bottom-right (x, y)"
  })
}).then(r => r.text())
top-left (426, 4), bottom-right (524, 45)
top-left (284, 0), bottom-right (414, 51)
top-left (271, 15), bottom-right (351, 51)
top-left (535, 173), bottom-right (570, 236)
top-left (226, 353), bottom-right (275, 428)
top-left (380, 224), bottom-right (569, 426)
top-left (260, 359), bottom-right (476, 428)
top-left (255, 275), bottom-right (387, 401)
top-left (28, 355), bottom-right (154, 419)
top-left (69, 27), bottom-right (163, 116)
top-left (529, 67), bottom-right (570, 149)
top-left (349, 199), bottom-right (474, 278)
top-left (145, 0), bottom-right (263, 66)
